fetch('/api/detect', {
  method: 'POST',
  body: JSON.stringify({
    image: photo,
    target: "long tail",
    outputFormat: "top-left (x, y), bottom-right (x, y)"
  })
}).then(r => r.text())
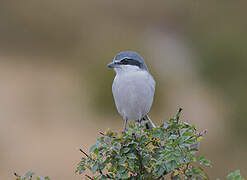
top-left (142, 115), bottom-right (156, 129)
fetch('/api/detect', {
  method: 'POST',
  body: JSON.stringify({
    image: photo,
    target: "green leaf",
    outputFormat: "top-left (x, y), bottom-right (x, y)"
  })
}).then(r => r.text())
top-left (122, 147), bottom-right (130, 153)
top-left (24, 171), bottom-right (34, 178)
top-left (197, 156), bottom-right (212, 167)
top-left (90, 144), bottom-right (98, 152)
top-left (127, 153), bottom-right (137, 159)
top-left (92, 164), bottom-right (98, 174)
top-left (169, 135), bottom-right (178, 140)
top-left (119, 156), bottom-right (127, 164)
top-left (157, 166), bottom-right (165, 177)
top-left (128, 160), bottom-right (135, 170)
top-left (121, 172), bottom-right (129, 179)
top-left (117, 165), bottom-right (126, 173)
top-left (227, 170), bottom-right (243, 180)
top-left (170, 160), bottom-right (177, 170)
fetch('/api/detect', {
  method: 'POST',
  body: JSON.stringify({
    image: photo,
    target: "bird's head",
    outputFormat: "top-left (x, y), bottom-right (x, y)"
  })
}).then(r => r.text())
top-left (107, 51), bottom-right (148, 73)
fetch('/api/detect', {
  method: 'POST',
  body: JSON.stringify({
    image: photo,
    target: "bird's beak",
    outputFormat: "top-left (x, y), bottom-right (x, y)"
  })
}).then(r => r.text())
top-left (107, 62), bottom-right (116, 68)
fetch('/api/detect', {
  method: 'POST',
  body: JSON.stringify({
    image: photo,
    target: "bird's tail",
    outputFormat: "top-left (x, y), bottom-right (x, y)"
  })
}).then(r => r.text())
top-left (142, 115), bottom-right (156, 129)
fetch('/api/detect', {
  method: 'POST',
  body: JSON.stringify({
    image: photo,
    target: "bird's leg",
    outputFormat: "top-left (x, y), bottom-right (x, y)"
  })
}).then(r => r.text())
top-left (123, 118), bottom-right (128, 132)
top-left (137, 118), bottom-right (142, 127)
top-left (144, 115), bottom-right (156, 129)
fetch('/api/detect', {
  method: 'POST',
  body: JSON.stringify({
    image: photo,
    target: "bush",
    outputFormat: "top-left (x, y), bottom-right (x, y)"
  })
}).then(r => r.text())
top-left (14, 109), bottom-right (244, 180)
top-left (75, 109), bottom-right (243, 180)
top-left (14, 171), bottom-right (50, 180)
top-left (76, 108), bottom-right (210, 179)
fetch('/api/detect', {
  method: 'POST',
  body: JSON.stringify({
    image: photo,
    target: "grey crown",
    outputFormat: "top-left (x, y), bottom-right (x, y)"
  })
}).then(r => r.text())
top-left (113, 51), bottom-right (148, 71)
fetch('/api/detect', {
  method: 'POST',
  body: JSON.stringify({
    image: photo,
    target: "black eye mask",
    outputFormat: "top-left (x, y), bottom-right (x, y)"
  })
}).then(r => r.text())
top-left (117, 58), bottom-right (141, 68)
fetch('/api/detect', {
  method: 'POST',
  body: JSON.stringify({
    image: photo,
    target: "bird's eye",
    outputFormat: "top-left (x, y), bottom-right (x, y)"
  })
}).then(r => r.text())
top-left (120, 58), bottom-right (129, 65)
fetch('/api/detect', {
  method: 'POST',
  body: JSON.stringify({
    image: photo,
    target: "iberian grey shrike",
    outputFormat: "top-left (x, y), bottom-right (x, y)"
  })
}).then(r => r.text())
top-left (107, 51), bottom-right (156, 132)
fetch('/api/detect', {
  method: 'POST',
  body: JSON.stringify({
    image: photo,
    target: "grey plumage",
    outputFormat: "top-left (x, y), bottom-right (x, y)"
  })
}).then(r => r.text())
top-left (108, 51), bottom-right (156, 131)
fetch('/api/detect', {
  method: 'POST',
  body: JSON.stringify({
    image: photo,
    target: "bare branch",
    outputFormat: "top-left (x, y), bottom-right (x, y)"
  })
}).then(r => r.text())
top-left (85, 174), bottom-right (93, 180)
top-left (13, 172), bottom-right (20, 177)
top-left (79, 148), bottom-right (89, 158)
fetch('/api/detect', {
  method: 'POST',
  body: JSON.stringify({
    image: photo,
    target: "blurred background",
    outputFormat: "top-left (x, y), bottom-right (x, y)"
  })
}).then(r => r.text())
top-left (0, 0), bottom-right (246, 179)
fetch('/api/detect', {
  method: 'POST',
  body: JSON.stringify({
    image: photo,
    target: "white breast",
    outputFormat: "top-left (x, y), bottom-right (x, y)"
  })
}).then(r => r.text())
top-left (112, 70), bottom-right (155, 121)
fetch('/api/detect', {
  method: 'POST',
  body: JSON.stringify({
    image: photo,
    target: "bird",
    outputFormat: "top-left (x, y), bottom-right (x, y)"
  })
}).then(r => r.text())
top-left (107, 51), bottom-right (156, 132)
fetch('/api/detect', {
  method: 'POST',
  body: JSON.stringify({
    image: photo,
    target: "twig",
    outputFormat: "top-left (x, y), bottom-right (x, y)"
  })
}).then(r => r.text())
top-left (99, 169), bottom-right (111, 179)
top-left (85, 174), bottom-right (94, 180)
top-left (183, 163), bottom-right (190, 176)
top-left (14, 172), bottom-right (20, 177)
top-left (174, 107), bottom-right (183, 122)
top-left (145, 141), bottom-right (152, 147)
top-left (79, 148), bottom-right (89, 158)
top-left (199, 129), bottom-right (207, 137)
top-left (99, 131), bottom-right (116, 138)
top-left (80, 147), bottom-right (111, 179)
top-left (99, 132), bottom-right (105, 136)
